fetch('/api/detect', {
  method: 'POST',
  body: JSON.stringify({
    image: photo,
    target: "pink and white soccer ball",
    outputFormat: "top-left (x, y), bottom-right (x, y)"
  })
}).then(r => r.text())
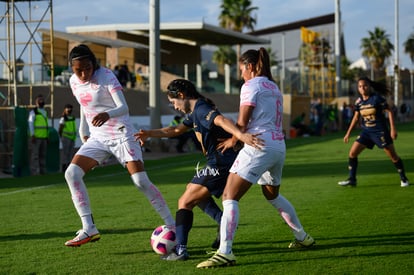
top-left (150, 225), bottom-right (176, 255)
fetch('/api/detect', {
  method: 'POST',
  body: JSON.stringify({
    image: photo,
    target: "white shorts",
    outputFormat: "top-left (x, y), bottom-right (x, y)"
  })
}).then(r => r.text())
top-left (230, 133), bottom-right (286, 186)
top-left (76, 136), bottom-right (143, 167)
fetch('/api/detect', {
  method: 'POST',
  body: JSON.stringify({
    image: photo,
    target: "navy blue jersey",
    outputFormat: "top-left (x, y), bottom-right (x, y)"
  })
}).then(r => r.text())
top-left (354, 93), bottom-right (389, 132)
top-left (182, 98), bottom-right (238, 167)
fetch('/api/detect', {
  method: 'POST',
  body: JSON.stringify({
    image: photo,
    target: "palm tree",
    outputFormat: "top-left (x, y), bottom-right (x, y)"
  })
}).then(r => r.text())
top-left (360, 27), bottom-right (394, 78)
top-left (403, 31), bottom-right (414, 64)
top-left (219, 0), bottom-right (257, 32)
top-left (212, 46), bottom-right (237, 75)
top-left (217, 0), bottom-right (258, 79)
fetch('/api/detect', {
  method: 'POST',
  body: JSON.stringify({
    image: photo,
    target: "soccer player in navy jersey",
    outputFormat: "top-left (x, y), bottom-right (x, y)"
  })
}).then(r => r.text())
top-left (338, 76), bottom-right (409, 187)
top-left (135, 79), bottom-right (262, 261)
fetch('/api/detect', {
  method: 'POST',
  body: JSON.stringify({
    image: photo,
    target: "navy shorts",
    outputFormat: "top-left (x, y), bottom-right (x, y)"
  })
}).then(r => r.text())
top-left (356, 130), bottom-right (393, 149)
top-left (191, 163), bottom-right (232, 198)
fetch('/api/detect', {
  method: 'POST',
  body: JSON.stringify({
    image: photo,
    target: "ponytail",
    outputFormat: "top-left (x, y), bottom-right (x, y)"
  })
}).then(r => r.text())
top-left (358, 76), bottom-right (390, 96)
top-left (239, 47), bottom-right (274, 82)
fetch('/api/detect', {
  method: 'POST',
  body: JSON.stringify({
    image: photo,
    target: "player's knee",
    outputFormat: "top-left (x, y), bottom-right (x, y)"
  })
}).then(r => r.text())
top-left (131, 171), bottom-right (151, 190)
top-left (64, 163), bottom-right (84, 182)
top-left (178, 196), bottom-right (196, 210)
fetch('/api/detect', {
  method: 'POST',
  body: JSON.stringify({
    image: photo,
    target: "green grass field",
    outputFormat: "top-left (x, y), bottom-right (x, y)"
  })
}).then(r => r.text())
top-left (1, 122), bottom-right (413, 274)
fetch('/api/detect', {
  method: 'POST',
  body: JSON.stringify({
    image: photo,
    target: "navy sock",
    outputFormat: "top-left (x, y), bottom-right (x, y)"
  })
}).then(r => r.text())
top-left (175, 209), bottom-right (193, 252)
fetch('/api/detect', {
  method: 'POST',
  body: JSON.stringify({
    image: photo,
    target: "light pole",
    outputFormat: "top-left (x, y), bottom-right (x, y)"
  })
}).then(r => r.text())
top-left (411, 69), bottom-right (414, 99)
top-left (335, 0), bottom-right (341, 97)
top-left (394, 0), bottom-right (399, 107)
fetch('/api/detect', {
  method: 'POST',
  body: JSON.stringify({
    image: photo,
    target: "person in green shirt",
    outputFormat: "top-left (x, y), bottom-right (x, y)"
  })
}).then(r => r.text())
top-left (59, 104), bottom-right (77, 172)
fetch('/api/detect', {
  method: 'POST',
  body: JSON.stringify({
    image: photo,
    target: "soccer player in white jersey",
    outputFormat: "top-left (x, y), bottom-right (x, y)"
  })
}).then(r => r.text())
top-left (197, 48), bottom-right (314, 268)
top-left (64, 44), bottom-right (174, 247)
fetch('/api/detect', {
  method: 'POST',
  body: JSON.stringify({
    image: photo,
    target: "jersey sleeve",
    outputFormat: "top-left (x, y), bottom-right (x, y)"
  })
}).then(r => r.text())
top-left (195, 103), bottom-right (220, 130)
top-left (240, 82), bottom-right (257, 107)
top-left (104, 68), bottom-right (123, 94)
top-left (182, 115), bottom-right (193, 128)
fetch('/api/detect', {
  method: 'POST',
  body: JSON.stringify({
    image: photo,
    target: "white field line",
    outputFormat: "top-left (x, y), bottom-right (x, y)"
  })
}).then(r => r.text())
top-left (0, 159), bottom-right (196, 197)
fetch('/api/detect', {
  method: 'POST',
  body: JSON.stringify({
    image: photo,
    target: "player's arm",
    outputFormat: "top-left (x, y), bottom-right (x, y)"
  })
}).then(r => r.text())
top-left (343, 111), bottom-right (359, 143)
top-left (214, 108), bottom-right (263, 152)
top-left (135, 123), bottom-right (190, 144)
top-left (384, 107), bottom-right (397, 140)
top-left (79, 107), bottom-right (90, 143)
top-left (91, 89), bottom-right (128, 127)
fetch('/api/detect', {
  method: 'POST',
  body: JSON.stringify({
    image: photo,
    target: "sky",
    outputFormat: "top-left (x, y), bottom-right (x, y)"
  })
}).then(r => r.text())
top-left (6, 0), bottom-right (414, 69)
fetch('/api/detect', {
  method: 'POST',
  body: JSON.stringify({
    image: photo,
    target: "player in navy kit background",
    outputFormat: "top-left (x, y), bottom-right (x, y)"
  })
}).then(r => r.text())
top-left (338, 76), bottom-right (409, 187)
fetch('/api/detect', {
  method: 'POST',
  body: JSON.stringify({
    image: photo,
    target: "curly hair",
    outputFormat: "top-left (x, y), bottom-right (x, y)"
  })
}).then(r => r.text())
top-left (166, 79), bottom-right (215, 107)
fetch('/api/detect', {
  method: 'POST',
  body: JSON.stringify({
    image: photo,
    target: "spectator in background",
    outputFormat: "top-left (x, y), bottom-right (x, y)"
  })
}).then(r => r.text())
top-left (326, 105), bottom-right (338, 132)
top-left (341, 102), bottom-right (352, 131)
top-left (113, 65), bottom-right (120, 81)
top-left (400, 103), bottom-right (407, 122)
top-left (311, 98), bottom-right (324, 136)
top-left (118, 64), bottom-right (130, 88)
top-left (291, 112), bottom-right (312, 136)
top-left (118, 61), bottom-right (130, 88)
top-left (28, 94), bottom-right (49, 175)
top-left (169, 115), bottom-right (201, 153)
top-left (59, 104), bottom-right (76, 172)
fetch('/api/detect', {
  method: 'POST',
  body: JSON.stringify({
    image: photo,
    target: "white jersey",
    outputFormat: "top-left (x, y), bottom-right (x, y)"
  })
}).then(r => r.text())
top-left (70, 67), bottom-right (134, 141)
top-left (240, 76), bottom-right (284, 141)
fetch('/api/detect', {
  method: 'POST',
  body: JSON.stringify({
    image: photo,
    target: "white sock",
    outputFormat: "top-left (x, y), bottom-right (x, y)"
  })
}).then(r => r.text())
top-left (268, 194), bottom-right (306, 241)
top-left (219, 200), bottom-right (239, 254)
top-left (80, 215), bottom-right (96, 233)
top-left (131, 172), bottom-right (175, 226)
top-left (65, 164), bottom-right (95, 231)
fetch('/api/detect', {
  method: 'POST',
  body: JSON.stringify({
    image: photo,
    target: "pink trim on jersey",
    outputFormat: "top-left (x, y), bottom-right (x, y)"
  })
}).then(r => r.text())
top-left (240, 101), bottom-right (256, 107)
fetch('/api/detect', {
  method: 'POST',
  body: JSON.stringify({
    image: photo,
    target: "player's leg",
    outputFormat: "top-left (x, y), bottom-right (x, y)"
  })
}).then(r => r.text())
top-left (197, 197), bottom-right (222, 249)
top-left (38, 139), bottom-right (47, 175)
top-left (263, 185), bottom-right (314, 248)
top-left (196, 173), bottom-right (249, 268)
top-left (383, 144), bottom-right (409, 187)
top-left (339, 141), bottom-right (366, 186)
top-left (164, 183), bottom-right (211, 260)
top-left (117, 137), bottom-right (174, 227)
top-left (64, 154), bottom-right (100, 247)
top-left (127, 160), bottom-right (175, 227)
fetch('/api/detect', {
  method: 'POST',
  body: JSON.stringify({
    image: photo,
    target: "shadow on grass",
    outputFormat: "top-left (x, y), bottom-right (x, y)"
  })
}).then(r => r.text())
top-left (208, 231), bottom-right (414, 266)
top-left (0, 227), bottom-right (155, 242)
top-left (286, 158), bottom-right (414, 180)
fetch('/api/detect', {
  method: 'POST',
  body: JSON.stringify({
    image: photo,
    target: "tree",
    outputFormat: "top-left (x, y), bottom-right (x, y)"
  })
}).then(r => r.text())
top-left (219, 0), bottom-right (257, 32)
top-left (212, 46), bottom-right (237, 75)
top-left (216, 0), bottom-right (258, 79)
top-left (360, 27), bottom-right (394, 76)
top-left (403, 31), bottom-right (414, 64)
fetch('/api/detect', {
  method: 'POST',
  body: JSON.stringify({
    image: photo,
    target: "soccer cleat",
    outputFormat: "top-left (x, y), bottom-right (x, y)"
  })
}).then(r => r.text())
top-left (401, 180), bottom-right (409, 187)
top-left (65, 229), bottom-right (101, 247)
top-left (161, 251), bottom-right (189, 261)
top-left (196, 251), bottom-right (236, 269)
top-left (338, 178), bottom-right (357, 187)
top-left (288, 234), bottom-right (315, 249)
